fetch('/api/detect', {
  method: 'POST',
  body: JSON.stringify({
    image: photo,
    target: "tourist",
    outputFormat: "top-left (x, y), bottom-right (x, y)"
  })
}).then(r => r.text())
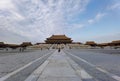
top-left (58, 48), bottom-right (60, 52)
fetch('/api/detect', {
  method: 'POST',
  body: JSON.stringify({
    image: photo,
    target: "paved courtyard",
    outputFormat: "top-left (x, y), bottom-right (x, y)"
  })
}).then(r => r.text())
top-left (0, 48), bottom-right (120, 81)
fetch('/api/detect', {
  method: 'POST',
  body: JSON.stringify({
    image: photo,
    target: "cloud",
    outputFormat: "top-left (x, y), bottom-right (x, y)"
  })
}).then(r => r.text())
top-left (10, 10), bottom-right (25, 20)
top-left (88, 13), bottom-right (106, 24)
top-left (108, 0), bottom-right (120, 10)
top-left (0, 0), bottom-right (90, 43)
top-left (0, 0), bottom-right (14, 9)
top-left (0, 29), bottom-right (29, 44)
top-left (110, 3), bottom-right (120, 10)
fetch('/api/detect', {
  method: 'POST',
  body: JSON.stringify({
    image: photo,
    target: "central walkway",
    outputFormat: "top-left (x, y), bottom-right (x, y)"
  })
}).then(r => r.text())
top-left (37, 50), bottom-right (82, 81)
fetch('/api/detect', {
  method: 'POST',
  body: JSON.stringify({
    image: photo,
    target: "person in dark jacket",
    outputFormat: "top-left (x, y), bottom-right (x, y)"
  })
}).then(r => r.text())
top-left (58, 48), bottom-right (61, 52)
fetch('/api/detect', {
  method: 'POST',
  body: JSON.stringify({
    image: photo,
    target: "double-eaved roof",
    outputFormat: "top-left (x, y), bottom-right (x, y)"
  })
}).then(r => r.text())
top-left (47, 35), bottom-right (71, 40)
top-left (45, 35), bottom-right (72, 44)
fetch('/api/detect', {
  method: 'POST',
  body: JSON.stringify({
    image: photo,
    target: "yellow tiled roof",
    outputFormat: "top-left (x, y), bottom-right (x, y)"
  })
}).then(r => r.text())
top-left (47, 35), bottom-right (71, 39)
top-left (112, 40), bottom-right (120, 43)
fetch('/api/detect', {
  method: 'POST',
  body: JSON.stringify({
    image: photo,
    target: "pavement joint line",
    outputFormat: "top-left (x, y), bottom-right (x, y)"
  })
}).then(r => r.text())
top-left (37, 50), bottom-right (82, 81)
top-left (25, 60), bottom-right (49, 81)
top-left (0, 53), bottom-right (51, 81)
top-left (65, 51), bottom-right (95, 66)
top-left (96, 67), bottom-right (120, 81)
top-left (66, 51), bottom-right (120, 81)
top-left (65, 53), bottom-right (93, 80)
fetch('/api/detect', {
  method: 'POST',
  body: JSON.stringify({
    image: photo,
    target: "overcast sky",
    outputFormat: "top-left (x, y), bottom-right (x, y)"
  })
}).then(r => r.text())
top-left (0, 0), bottom-right (120, 44)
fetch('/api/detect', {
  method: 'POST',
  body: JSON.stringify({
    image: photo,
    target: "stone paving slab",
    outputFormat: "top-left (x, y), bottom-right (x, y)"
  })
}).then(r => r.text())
top-left (38, 77), bottom-right (80, 81)
top-left (37, 50), bottom-right (82, 81)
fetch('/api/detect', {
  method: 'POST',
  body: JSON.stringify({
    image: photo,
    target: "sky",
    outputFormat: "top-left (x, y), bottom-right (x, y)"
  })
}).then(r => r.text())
top-left (0, 0), bottom-right (120, 44)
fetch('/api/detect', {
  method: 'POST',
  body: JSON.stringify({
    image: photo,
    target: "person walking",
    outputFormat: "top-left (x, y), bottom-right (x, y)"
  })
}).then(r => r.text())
top-left (58, 48), bottom-right (61, 52)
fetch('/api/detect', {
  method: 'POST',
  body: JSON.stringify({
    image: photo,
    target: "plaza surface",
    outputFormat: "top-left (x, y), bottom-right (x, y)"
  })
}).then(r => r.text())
top-left (0, 48), bottom-right (120, 81)
top-left (36, 50), bottom-right (81, 81)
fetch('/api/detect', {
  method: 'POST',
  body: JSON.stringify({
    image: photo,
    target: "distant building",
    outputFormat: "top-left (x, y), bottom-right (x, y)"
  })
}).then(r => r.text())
top-left (0, 42), bottom-right (20, 49)
top-left (0, 42), bottom-right (4, 45)
top-left (109, 40), bottom-right (120, 46)
top-left (97, 43), bottom-right (109, 46)
top-left (45, 35), bottom-right (73, 44)
top-left (85, 41), bottom-right (97, 46)
top-left (35, 43), bottom-right (45, 45)
top-left (72, 42), bottom-right (82, 44)
top-left (21, 42), bottom-right (32, 47)
top-left (0, 42), bottom-right (6, 48)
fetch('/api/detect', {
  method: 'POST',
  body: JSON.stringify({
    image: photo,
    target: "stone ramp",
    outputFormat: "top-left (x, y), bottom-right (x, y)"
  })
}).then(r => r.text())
top-left (37, 50), bottom-right (81, 81)
top-left (25, 50), bottom-right (82, 81)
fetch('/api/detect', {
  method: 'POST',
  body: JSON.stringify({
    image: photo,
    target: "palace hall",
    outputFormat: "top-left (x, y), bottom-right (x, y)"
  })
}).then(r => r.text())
top-left (45, 35), bottom-right (73, 44)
